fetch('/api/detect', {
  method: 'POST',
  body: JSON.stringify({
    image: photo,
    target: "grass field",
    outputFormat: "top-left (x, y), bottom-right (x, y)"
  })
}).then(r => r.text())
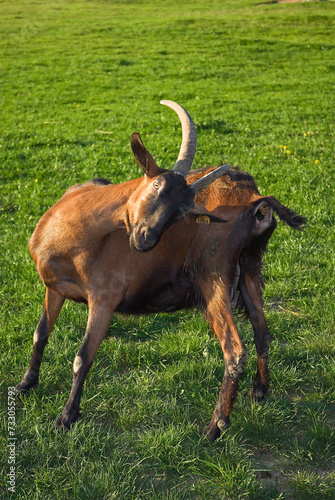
top-left (1, 0), bottom-right (335, 498)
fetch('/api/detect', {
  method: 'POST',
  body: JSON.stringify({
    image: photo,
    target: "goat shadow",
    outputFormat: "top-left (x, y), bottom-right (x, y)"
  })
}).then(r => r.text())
top-left (196, 119), bottom-right (236, 135)
top-left (107, 312), bottom-right (192, 344)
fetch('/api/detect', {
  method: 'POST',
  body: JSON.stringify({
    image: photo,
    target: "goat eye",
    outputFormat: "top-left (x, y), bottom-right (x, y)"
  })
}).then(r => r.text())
top-left (153, 181), bottom-right (160, 190)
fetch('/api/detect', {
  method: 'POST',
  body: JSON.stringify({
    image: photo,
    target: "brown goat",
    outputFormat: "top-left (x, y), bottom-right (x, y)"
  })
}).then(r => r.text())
top-left (15, 102), bottom-right (306, 441)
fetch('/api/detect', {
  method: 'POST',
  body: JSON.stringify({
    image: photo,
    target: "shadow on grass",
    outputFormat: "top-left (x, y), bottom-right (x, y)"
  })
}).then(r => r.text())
top-left (107, 311), bottom-right (192, 343)
top-left (196, 118), bottom-right (236, 135)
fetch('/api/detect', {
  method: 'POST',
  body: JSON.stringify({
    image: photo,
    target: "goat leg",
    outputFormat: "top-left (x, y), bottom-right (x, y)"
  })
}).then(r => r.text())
top-left (203, 285), bottom-right (247, 441)
top-left (204, 356), bottom-right (246, 442)
top-left (55, 300), bottom-right (114, 431)
top-left (240, 268), bottom-right (271, 400)
top-left (15, 287), bottom-right (64, 397)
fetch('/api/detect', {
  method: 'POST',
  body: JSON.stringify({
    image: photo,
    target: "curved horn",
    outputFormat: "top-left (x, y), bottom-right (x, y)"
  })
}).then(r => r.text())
top-left (160, 100), bottom-right (197, 177)
top-left (191, 165), bottom-right (231, 194)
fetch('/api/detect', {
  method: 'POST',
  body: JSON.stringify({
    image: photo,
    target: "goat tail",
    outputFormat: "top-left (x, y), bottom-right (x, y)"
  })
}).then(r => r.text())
top-left (265, 196), bottom-right (307, 230)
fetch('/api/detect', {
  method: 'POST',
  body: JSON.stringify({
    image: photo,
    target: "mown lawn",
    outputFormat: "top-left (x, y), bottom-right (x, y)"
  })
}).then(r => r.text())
top-left (1, 0), bottom-right (335, 498)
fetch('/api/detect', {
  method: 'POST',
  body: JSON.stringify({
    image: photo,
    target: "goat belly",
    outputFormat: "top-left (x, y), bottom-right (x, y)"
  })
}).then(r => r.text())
top-left (115, 273), bottom-right (196, 315)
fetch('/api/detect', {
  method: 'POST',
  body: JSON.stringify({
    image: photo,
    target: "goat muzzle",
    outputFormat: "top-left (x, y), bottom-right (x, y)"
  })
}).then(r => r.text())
top-left (129, 226), bottom-right (159, 253)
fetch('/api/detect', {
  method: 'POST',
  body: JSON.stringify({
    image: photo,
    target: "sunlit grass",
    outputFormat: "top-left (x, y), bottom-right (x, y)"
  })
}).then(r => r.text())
top-left (1, 0), bottom-right (335, 498)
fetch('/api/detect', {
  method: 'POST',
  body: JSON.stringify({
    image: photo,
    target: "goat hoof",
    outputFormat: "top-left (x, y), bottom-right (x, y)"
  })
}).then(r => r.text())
top-left (54, 419), bottom-right (69, 433)
top-left (54, 411), bottom-right (80, 433)
top-left (204, 424), bottom-right (221, 442)
top-left (14, 380), bottom-right (38, 399)
top-left (250, 382), bottom-right (269, 401)
top-left (204, 416), bottom-right (230, 441)
top-left (217, 418), bottom-right (230, 431)
top-left (54, 418), bottom-right (72, 433)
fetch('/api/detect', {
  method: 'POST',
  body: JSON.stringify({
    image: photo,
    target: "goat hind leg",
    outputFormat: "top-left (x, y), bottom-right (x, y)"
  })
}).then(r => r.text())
top-left (240, 273), bottom-right (271, 401)
top-left (55, 301), bottom-right (114, 431)
top-left (15, 287), bottom-right (64, 397)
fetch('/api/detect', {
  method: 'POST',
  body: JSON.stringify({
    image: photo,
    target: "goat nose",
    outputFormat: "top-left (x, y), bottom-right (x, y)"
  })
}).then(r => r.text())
top-left (142, 230), bottom-right (148, 242)
top-left (136, 228), bottom-right (147, 247)
top-left (142, 229), bottom-right (155, 246)
top-left (130, 227), bottom-right (157, 252)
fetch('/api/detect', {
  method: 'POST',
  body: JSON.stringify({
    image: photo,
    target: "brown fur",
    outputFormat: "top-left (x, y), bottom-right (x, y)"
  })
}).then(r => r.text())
top-left (15, 165), bottom-right (306, 441)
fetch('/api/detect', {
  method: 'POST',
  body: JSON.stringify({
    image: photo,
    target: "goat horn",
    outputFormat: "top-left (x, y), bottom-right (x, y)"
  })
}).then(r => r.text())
top-left (190, 165), bottom-right (231, 194)
top-left (160, 100), bottom-right (197, 177)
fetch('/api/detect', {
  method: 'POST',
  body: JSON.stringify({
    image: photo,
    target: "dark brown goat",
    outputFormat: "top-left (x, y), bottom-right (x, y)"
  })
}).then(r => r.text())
top-left (15, 104), bottom-right (306, 441)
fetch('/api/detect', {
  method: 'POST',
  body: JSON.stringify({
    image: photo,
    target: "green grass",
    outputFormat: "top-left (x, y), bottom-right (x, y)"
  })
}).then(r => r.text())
top-left (1, 0), bottom-right (335, 498)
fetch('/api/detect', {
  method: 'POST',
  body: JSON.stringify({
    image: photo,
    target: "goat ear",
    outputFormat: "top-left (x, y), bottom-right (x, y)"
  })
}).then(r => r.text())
top-left (191, 203), bottom-right (227, 223)
top-left (131, 133), bottom-right (161, 178)
top-left (260, 196), bottom-right (307, 230)
top-left (252, 199), bottom-right (274, 233)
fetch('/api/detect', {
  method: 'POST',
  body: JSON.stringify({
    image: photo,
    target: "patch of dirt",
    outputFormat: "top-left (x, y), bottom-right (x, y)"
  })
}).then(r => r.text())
top-left (253, 451), bottom-right (293, 496)
top-left (253, 448), bottom-right (335, 498)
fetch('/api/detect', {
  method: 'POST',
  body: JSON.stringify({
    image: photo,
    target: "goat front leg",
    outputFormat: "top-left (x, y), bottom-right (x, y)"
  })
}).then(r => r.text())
top-left (55, 300), bottom-right (114, 431)
top-left (203, 286), bottom-right (247, 442)
top-left (15, 287), bottom-right (65, 397)
top-left (240, 270), bottom-right (271, 401)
